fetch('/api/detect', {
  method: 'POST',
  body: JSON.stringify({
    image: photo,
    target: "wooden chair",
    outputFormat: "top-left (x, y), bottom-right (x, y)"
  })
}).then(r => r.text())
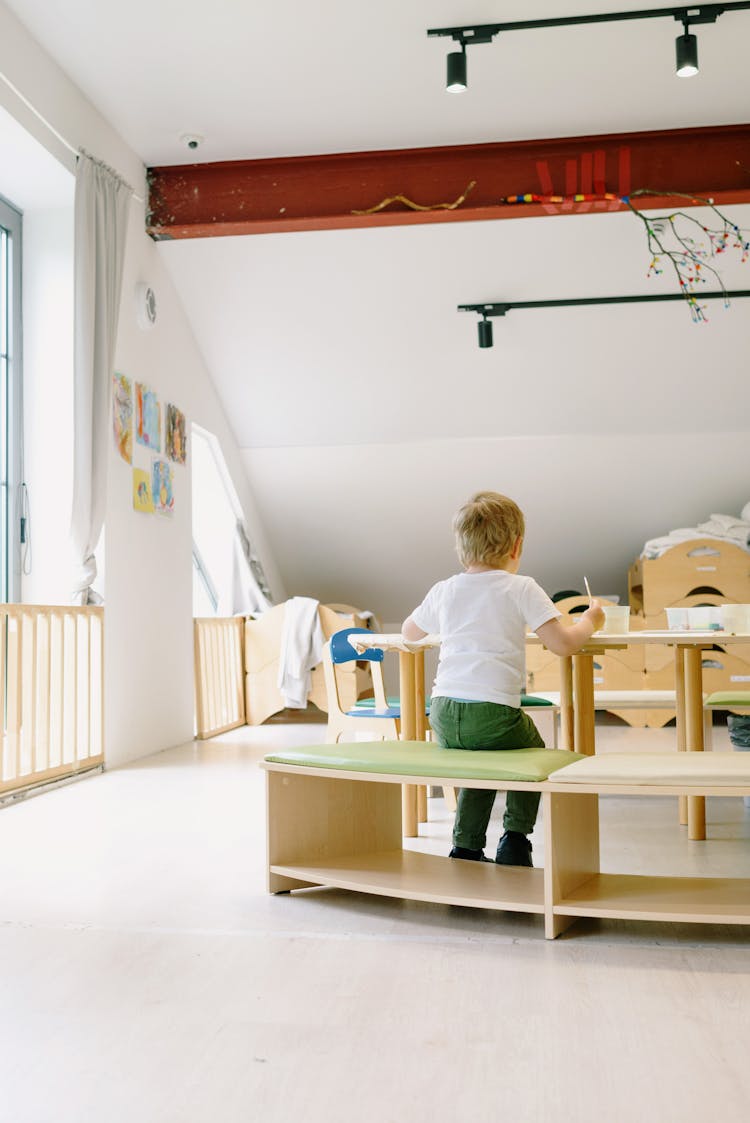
top-left (323, 628), bottom-right (402, 744)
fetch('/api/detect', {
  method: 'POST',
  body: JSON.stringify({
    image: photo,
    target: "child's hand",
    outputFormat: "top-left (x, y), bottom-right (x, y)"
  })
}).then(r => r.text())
top-left (584, 599), bottom-right (606, 634)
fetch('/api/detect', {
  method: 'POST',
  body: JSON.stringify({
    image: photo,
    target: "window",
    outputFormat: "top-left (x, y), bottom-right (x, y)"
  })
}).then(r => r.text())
top-left (0, 195), bottom-right (22, 603)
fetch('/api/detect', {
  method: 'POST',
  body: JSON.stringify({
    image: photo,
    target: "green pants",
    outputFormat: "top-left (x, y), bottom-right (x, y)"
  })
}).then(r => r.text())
top-left (429, 696), bottom-right (545, 849)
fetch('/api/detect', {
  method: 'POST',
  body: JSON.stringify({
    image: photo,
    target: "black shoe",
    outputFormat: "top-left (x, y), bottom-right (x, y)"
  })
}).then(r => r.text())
top-left (496, 831), bottom-right (533, 867)
top-left (449, 846), bottom-right (492, 862)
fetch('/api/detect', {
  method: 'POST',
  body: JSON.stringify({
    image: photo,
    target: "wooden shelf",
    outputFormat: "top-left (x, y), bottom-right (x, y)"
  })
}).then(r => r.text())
top-left (556, 873), bottom-right (750, 924)
top-left (271, 849), bottom-right (546, 913)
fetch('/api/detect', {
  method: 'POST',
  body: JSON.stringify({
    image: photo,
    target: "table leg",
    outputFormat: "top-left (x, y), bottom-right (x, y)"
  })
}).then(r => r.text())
top-left (572, 653), bottom-right (596, 756)
top-left (559, 655), bottom-right (574, 751)
top-left (674, 644), bottom-right (688, 826)
top-left (683, 645), bottom-right (706, 841)
top-left (414, 649), bottom-right (428, 822)
top-left (398, 650), bottom-right (419, 838)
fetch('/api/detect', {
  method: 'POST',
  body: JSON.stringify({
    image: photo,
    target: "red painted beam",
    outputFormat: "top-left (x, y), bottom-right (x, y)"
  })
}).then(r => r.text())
top-left (146, 124), bottom-right (750, 239)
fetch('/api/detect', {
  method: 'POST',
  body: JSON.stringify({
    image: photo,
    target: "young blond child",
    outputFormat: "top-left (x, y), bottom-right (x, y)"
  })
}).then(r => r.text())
top-left (402, 491), bottom-right (605, 867)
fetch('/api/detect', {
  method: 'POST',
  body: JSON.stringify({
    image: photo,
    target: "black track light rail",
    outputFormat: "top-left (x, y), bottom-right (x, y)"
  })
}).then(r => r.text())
top-left (459, 289), bottom-right (750, 318)
top-left (428, 4), bottom-right (750, 46)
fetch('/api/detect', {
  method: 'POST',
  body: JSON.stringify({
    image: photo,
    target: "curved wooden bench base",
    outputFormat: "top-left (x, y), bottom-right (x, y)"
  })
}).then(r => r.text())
top-left (263, 749), bottom-right (750, 940)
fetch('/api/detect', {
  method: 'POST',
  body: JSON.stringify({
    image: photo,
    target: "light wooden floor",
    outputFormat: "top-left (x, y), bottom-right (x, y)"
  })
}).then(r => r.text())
top-left (1, 716), bottom-right (750, 1122)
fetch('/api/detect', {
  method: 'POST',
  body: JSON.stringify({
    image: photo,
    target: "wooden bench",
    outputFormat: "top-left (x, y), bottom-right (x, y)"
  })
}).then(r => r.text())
top-left (262, 741), bottom-right (750, 940)
top-left (531, 689), bottom-right (712, 739)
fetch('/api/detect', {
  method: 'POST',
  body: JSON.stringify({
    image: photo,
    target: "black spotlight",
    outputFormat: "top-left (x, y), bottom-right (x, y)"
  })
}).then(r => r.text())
top-left (675, 30), bottom-right (698, 77)
top-left (446, 47), bottom-right (467, 91)
top-left (477, 318), bottom-right (493, 348)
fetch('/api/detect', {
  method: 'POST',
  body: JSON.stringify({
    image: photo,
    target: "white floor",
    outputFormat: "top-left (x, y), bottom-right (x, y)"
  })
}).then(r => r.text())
top-left (2, 717), bottom-right (750, 1123)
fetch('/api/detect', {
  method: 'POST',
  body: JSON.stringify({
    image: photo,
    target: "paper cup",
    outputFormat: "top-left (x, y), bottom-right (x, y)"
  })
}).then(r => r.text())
top-left (687, 606), bottom-right (711, 630)
top-left (599, 605), bottom-right (630, 634)
top-left (665, 607), bottom-right (689, 631)
top-left (720, 604), bottom-right (750, 634)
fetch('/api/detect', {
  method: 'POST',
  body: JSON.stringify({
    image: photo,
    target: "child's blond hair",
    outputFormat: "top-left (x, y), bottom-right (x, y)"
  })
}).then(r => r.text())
top-left (453, 491), bottom-right (525, 568)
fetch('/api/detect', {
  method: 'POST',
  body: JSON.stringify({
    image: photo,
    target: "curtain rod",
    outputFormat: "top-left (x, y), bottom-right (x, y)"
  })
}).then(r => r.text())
top-left (0, 67), bottom-right (145, 205)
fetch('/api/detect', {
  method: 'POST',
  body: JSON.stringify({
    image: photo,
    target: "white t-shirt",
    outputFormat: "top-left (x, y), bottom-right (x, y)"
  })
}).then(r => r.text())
top-left (410, 571), bottom-right (560, 707)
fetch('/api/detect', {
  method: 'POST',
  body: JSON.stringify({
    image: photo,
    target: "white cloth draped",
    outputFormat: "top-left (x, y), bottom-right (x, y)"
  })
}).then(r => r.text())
top-left (70, 152), bottom-right (131, 604)
top-left (277, 597), bottom-right (324, 708)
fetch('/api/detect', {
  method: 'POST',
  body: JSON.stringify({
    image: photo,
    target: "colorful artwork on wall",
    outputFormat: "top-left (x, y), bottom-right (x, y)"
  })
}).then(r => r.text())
top-left (165, 403), bottom-right (187, 465)
top-left (113, 372), bottom-right (133, 463)
top-left (133, 468), bottom-right (154, 513)
top-left (152, 457), bottom-right (174, 516)
top-left (135, 382), bottom-right (161, 451)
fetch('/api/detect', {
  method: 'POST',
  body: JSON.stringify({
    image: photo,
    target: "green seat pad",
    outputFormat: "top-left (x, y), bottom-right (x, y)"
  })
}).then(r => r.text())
top-left (264, 740), bottom-right (584, 781)
top-left (705, 691), bottom-right (750, 707)
top-left (353, 696), bottom-right (402, 708)
top-left (519, 694), bottom-right (556, 707)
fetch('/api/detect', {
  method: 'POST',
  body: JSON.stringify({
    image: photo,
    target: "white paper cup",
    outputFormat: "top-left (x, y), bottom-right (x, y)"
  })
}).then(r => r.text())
top-left (720, 604), bottom-right (750, 634)
top-left (687, 606), bottom-right (711, 630)
top-left (599, 605), bottom-right (630, 634)
top-left (665, 607), bottom-right (689, 631)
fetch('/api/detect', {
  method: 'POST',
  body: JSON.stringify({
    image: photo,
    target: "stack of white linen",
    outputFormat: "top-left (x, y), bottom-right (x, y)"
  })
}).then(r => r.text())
top-left (642, 503), bottom-right (750, 558)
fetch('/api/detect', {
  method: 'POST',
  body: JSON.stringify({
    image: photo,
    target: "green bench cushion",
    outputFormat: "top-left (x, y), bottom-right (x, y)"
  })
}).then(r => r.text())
top-left (264, 741), bottom-right (583, 781)
top-left (705, 691), bottom-right (750, 707)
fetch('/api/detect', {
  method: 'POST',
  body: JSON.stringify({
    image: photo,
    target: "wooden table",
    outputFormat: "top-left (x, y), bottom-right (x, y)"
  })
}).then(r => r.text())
top-left (352, 630), bottom-right (750, 842)
top-left (347, 633), bottom-right (439, 837)
top-left (551, 629), bottom-right (750, 841)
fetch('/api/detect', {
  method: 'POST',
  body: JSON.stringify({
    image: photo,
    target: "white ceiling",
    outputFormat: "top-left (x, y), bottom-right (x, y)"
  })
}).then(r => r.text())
top-left (4, 0), bottom-right (750, 616)
top-left (4, 0), bottom-right (750, 164)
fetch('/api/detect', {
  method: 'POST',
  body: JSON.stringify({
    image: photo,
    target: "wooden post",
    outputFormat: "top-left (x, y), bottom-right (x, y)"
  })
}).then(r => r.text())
top-left (572, 653), bottom-right (596, 756)
top-left (559, 655), bottom-right (574, 751)
top-left (683, 646), bottom-right (706, 841)
top-left (674, 643), bottom-right (688, 826)
top-left (414, 649), bottom-right (428, 822)
top-left (398, 650), bottom-right (419, 837)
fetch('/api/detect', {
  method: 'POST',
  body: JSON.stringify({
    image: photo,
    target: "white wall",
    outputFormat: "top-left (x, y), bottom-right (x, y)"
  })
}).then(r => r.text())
top-left (160, 209), bottom-right (750, 626)
top-left (242, 431), bottom-right (750, 623)
top-left (1, 2), bottom-right (284, 766)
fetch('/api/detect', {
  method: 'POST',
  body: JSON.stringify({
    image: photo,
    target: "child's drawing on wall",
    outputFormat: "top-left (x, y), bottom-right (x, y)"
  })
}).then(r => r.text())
top-left (152, 457), bottom-right (174, 515)
top-left (113, 372), bottom-right (133, 463)
top-left (136, 382), bottom-right (161, 451)
top-left (133, 468), bottom-right (154, 513)
top-left (165, 404), bottom-right (187, 465)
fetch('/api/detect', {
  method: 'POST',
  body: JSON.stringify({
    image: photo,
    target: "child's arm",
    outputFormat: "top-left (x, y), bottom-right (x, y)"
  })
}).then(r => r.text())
top-left (535, 601), bottom-right (605, 656)
top-left (402, 615), bottom-right (428, 642)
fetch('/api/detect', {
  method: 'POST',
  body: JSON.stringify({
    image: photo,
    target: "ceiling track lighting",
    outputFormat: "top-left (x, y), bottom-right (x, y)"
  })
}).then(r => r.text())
top-left (428, 3), bottom-right (750, 90)
top-left (458, 290), bottom-right (750, 348)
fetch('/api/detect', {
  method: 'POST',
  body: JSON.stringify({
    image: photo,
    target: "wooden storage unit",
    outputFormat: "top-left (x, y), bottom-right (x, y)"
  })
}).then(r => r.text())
top-left (627, 537), bottom-right (750, 723)
top-left (629, 538), bottom-right (750, 617)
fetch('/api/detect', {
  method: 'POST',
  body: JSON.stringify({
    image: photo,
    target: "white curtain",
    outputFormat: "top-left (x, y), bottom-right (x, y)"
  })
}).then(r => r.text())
top-left (70, 151), bottom-right (131, 605)
top-left (229, 521), bottom-right (274, 616)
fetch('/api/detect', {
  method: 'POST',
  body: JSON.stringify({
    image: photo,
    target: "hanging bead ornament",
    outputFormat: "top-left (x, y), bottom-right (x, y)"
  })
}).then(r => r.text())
top-left (622, 191), bottom-right (749, 323)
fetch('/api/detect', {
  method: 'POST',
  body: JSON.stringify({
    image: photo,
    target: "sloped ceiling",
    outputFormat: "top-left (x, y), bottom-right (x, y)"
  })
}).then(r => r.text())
top-left (5, 0), bottom-right (750, 619)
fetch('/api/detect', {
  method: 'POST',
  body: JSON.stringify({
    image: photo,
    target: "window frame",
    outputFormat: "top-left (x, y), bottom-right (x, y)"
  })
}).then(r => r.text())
top-left (0, 194), bottom-right (23, 604)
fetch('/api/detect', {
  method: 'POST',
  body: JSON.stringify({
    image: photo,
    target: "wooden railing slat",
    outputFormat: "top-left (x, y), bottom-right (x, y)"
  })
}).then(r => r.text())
top-left (193, 617), bottom-right (246, 739)
top-left (0, 605), bottom-right (104, 796)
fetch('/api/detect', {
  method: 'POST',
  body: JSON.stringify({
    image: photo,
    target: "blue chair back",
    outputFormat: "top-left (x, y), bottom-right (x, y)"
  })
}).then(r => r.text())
top-left (330, 627), bottom-right (384, 665)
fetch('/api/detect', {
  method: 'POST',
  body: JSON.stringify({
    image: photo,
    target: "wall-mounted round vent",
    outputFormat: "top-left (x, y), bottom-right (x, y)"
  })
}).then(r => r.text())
top-left (135, 283), bottom-right (157, 329)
